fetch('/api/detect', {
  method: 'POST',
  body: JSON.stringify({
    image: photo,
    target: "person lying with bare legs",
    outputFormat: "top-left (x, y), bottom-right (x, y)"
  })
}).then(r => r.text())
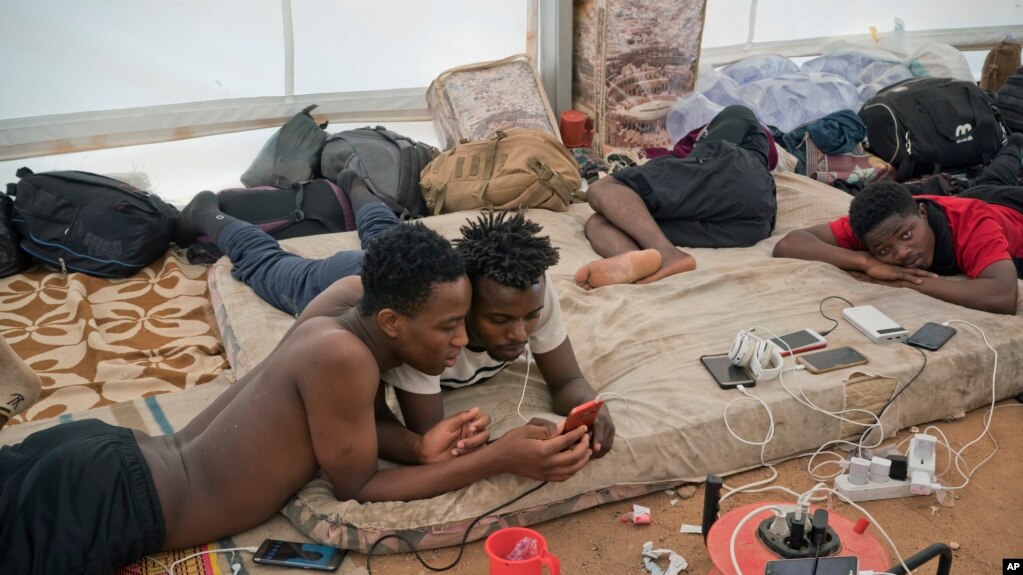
top-left (0, 223), bottom-right (592, 574)
top-left (576, 105), bottom-right (777, 289)
top-left (773, 135), bottom-right (1023, 315)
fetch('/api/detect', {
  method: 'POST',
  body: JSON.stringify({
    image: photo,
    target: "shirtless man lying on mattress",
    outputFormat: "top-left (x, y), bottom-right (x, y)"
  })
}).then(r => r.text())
top-left (773, 133), bottom-right (1023, 315)
top-left (175, 176), bottom-right (616, 457)
top-left (0, 223), bottom-right (593, 574)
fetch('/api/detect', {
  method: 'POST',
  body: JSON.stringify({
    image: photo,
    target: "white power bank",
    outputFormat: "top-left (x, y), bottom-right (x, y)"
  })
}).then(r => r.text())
top-left (842, 305), bottom-right (909, 344)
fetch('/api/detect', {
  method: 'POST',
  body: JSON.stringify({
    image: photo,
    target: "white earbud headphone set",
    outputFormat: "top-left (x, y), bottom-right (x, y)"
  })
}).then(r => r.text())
top-left (728, 329), bottom-right (784, 382)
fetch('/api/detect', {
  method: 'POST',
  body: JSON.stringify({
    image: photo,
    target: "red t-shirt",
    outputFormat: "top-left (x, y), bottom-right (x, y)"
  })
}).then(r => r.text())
top-left (829, 195), bottom-right (1023, 278)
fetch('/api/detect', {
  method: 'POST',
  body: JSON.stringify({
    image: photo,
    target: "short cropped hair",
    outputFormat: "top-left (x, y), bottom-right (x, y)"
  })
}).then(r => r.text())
top-left (454, 212), bottom-right (560, 289)
top-left (360, 223), bottom-right (465, 316)
top-left (849, 181), bottom-right (918, 243)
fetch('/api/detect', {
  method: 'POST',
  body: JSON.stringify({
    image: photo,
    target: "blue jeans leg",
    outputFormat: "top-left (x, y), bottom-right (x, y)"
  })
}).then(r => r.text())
top-left (218, 202), bottom-right (399, 316)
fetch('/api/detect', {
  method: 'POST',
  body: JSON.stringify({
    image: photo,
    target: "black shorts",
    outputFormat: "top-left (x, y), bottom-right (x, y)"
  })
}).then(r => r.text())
top-left (0, 418), bottom-right (166, 574)
top-left (612, 105), bottom-right (777, 248)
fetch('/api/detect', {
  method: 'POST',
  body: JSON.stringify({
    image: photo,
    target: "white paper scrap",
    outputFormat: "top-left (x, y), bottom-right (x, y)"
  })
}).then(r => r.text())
top-left (679, 524), bottom-right (702, 534)
top-left (641, 541), bottom-right (689, 575)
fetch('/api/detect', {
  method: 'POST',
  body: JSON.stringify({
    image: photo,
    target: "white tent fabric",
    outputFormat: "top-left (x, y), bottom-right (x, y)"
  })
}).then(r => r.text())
top-left (1, 0), bottom-right (1021, 205)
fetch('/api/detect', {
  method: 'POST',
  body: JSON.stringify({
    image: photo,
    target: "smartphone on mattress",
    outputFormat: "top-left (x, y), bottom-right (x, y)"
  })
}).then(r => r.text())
top-left (906, 322), bottom-right (956, 351)
top-left (701, 353), bottom-right (756, 389)
top-left (768, 329), bottom-right (827, 357)
top-left (796, 346), bottom-right (867, 374)
top-left (252, 539), bottom-right (346, 571)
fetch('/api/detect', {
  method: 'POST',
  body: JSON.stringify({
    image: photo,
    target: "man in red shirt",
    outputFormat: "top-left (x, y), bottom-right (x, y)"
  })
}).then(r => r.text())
top-left (773, 136), bottom-right (1023, 315)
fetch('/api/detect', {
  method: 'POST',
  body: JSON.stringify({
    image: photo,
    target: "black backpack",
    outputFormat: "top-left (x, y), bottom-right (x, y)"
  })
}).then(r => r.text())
top-left (8, 169), bottom-right (178, 277)
top-left (860, 77), bottom-right (1007, 181)
top-left (320, 126), bottom-right (438, 218)
top-left (996, 66), bottom-right (1023, 134)
top-left (0, 192), bottom-right (32, 278)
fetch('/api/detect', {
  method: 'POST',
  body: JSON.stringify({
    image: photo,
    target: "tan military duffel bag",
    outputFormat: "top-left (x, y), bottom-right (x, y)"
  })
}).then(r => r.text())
top-left (419, 128), bottom-right (581, 215)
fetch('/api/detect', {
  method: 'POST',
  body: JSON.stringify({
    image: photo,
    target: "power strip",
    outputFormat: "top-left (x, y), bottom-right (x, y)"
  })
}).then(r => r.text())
top-left (834, 473), bottom-right (916, 502)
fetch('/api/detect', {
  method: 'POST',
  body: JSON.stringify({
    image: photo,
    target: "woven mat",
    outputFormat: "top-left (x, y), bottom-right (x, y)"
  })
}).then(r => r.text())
top-left (0, 249), bottom-right (227, 425)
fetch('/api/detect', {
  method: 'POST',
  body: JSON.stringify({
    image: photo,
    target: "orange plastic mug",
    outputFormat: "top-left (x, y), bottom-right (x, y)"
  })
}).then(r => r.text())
top-left (559, 109), bottom-right (593, 148)
top-left (485, 527), bottom-right (560, 575)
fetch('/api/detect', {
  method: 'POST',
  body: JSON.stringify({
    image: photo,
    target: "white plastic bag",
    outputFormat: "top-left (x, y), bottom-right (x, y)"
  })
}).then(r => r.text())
top-left (903, 42), bottom-right (975, 82)
top-left (855, 61), bottom-right (915, 103)
top-left (720, 54), bottom-right (799, 86)
top-left (697, 63), bottom-right (753, 109)
top-left (665, 92), bottom-right (724, 143)
top-left (740, 73), bottom-right (860, 132)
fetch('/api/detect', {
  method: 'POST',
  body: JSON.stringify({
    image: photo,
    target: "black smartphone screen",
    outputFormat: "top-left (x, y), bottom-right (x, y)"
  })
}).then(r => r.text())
top-left (701, 354), bottom-right (755, 389)
top-left (799, 347), bottom-right (866, 371)
top-left (253, 539), bottom-right (346, 571)
top-left (907, 322), bottom-right (956, 351)
top-left (765, 556), bottom-right (858, 575)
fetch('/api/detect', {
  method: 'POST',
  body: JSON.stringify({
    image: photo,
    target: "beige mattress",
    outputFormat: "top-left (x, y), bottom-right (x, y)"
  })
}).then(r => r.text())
top-left (209, 172), bottom-right (1023, 553)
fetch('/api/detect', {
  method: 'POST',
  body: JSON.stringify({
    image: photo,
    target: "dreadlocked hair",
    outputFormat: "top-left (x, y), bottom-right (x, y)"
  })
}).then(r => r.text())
top-left (849, 180), bottom-right (918, 243)
top-left (360, 222), bottom-right (465, 317)
top-left (454, 211), bottom-right (560, 289)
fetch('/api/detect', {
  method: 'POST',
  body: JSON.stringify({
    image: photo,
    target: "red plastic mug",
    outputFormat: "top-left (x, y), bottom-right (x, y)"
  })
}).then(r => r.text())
top-left (485, 527), bottom-right (560, 575)
top-left (559, 109), bottom-right (593, 148)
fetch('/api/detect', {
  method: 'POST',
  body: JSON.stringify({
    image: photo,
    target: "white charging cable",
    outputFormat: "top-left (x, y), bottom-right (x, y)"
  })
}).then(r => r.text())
top-left (515, 347), bottom-right (534, 423)
top-left (908, 320), bottom-right (1000, 493)
top-left (147, 546), bottom-right (258, 575)
top-left (514, 347), bottom-right (633, 439)
top-left (721, 326), bottom-right (891, 498)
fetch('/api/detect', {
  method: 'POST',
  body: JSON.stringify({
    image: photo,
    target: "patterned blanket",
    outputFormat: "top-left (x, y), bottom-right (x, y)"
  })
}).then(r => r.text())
top-left (0, 249), bottom-right (227, 425)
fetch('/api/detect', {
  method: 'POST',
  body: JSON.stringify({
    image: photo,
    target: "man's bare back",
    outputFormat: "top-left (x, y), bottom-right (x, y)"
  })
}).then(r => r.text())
top-left (141, 311), bottom-right (385, 550)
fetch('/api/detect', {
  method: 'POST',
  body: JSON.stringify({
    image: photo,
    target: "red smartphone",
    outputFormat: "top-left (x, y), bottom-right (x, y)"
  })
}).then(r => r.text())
top-left (561, 398), bottom-right (604, 434)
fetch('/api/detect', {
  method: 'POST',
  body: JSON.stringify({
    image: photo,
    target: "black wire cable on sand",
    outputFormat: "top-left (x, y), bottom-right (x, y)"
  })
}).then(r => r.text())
top-left (365, 481), bottom-right (548, 574)
top-left (857, 345), bottom-right (928, 457)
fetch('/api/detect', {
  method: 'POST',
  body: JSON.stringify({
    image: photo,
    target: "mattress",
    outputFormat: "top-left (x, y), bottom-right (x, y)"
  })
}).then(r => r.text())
top-left (208, 172), bottom-right (1023, 552)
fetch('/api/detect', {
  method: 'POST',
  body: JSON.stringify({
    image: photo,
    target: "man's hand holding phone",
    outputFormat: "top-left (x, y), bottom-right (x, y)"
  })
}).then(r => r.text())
top-left (494, 419), bottom-right (592, 482)
top-left (560, 398), bottom-right (613, 457)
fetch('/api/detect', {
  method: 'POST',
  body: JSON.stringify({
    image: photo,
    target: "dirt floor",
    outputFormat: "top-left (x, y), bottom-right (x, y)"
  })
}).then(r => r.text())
top-left (356, 399), bottom-right (1023, 574)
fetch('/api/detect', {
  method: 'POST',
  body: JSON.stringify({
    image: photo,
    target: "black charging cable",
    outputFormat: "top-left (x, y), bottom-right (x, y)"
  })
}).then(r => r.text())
top-left (816, 295), bottom-right (855, 337)
top-left (856, 345), bottom-right (928, 458)
top-left (808, 509), bottom-right (828, 575)
top-left (365, 481), bottom-right (548, 574)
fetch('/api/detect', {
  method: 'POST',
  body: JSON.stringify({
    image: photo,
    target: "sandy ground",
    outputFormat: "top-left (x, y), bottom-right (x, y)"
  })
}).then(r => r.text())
top-left (357, 400), bottom-right (1023, 574)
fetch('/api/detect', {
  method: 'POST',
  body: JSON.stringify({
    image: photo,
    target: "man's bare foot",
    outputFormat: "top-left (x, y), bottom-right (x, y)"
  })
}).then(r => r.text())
top-left (574, 249), bottom-right (662, 290)
top-left (636, 249), bottom-right (697, 284)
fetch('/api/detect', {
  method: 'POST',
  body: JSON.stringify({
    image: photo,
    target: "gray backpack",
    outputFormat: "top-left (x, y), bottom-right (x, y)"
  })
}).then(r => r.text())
top-left (320, 126), bottom-right (438, 218)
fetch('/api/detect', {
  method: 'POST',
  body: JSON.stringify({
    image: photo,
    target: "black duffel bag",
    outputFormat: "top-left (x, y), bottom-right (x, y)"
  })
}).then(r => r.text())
top-left (860, 77), bottom-right (1007, 181)
top-left (9, 168), bottom-right (179, 277)
top-left (186, 179), bottom-right (354, 264)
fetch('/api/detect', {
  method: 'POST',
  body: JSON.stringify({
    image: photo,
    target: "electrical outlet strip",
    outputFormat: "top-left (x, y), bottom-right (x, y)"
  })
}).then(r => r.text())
top-left (834, 473), bottom-right (917, 502)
